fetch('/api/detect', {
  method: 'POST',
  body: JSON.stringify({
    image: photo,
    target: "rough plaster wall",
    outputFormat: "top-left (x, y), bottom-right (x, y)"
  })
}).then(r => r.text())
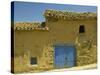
top-left (14, 19), bottom-right (97, 72)
top-left (14, 30), bottom-right (50, 56)
top-left (46, 19), bottom-right (97, 66)
top-left (46, 19), bottom-right (97, 43)
top-left (14, 30), bottom-right (53, 72)
top-left (76, 40), bottom-right (97, 66)
top-left (39, 45), bottom-right (54, 69)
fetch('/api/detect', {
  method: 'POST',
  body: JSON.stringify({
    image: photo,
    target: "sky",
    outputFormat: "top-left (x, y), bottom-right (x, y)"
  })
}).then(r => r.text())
top-left (13, 1), bottom-right (97, 22)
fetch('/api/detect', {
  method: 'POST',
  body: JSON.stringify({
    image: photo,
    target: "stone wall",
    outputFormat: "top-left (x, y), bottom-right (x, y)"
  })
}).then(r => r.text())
top-left (75, 35), bottom-right (97, 66)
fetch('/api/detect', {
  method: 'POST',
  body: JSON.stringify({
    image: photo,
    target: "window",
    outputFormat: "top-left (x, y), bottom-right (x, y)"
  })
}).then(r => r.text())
top-left (79, 25), bottom-right (85, 33)
top-left (41, 22), bottom-right (46, 28)
top-left (30, 57), bottom-right (37, 65)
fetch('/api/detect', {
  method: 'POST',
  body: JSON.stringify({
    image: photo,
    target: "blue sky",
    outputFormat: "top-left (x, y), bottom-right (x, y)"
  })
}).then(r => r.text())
top-left (13, 1), bottom-right (97, 22)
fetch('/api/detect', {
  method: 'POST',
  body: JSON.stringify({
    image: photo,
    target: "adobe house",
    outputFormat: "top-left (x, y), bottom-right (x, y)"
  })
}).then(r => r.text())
top-left (12, 9), bottom-right (97, 73)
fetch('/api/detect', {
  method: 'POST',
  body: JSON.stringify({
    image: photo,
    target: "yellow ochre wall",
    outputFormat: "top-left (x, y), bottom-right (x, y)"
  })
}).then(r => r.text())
top-left (14, 19), bottom-right (97, 73)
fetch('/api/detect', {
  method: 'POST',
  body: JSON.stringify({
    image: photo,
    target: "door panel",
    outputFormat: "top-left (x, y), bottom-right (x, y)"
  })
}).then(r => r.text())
top-left (54, 45), bottom-right (75, 68)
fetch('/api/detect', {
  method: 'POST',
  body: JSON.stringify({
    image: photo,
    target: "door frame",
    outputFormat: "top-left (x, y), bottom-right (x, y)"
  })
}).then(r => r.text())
top-left (53, 43), bottom-right (77, 68)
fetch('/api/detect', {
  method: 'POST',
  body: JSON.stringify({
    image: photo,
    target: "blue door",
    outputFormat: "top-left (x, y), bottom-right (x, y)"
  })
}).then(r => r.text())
top-left (54, 45), bottom-right (76, 68)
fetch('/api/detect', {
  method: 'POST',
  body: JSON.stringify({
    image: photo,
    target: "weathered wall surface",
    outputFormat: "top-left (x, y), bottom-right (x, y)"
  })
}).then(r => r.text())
top-left (14, 19), bottom-right (97, 73)
top-left (46, 19), bottom-right (97, 44)
top-left (14, 30), bottom-right (54, 73)
top-left (46, 19), bottom-right (97, 66)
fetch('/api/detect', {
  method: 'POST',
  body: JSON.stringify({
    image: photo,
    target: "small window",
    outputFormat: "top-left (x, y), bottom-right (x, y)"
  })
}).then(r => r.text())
top-left (41, 22), bottom-right (46, 28)
top-left (79, 25), bottom-right (85, 33)
top-left (30, 57), bottom-right (37, 65)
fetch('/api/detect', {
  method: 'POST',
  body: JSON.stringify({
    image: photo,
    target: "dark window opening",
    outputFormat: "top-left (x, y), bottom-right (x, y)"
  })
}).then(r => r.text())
top-left (79, 25), bottom-right (85, 33)
top-left (30, 57), bottom-right (37, 65)
top-left (41, 22), bottom-right (46, 28)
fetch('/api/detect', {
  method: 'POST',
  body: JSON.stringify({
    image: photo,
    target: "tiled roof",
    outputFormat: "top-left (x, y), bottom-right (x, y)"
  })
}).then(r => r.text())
top-left (44, 9), bottom-right (97, 20)
top-left (14, 22), bottom-right (49, 31)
